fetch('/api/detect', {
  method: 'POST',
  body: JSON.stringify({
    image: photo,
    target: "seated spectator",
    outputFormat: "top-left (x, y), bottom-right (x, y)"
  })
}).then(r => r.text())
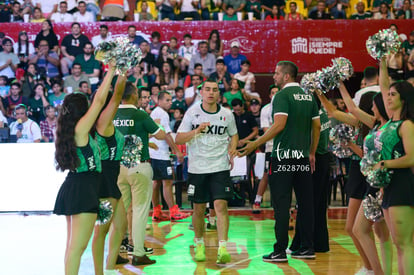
top-left (9, 2), bottom-right (24, 22)
top-left (154, 44), bottom-right (176, 76)
top-left (127, 63), bottom-right (149, 88)
top-left (207, 29), bottom-right (224, 58)
top-left (0, 39), bottom-right (19, 80)
top-left (40, 105), bottom-right (57, 142)
top-left (177, 0), bottom-right (201, 20)
top-left (200, 0), bottom-right (222, 20)
top-left (3, 83), bottom-right (28, 117)
top-left (350, 2), bottom-right (372, 19)
top-left (397, 0), bottom-right (413, 19)
top-left (222, 0), bottom-right (245, 13)
top-left (51, 1), bottom-right (74, 22)
top-left (0, 75), bottom-right (10, 98)
top-left (157, 0), bottom-right (177, 20)
top-left (92, 25), bottom-right (113, 48)
top-left (149, 83), bottom-right (161, 110)
top-left (34, 20), bottom-right (59, 54)
top-left (78, 80), bottom-right (91, 97)
top-left (285, 1), bottom-right (303, 20)
top-left (188, 41), bottom-right (216, 77)
top-left (184, 74), bottom-right (202, 107)
top-left (309, 1), bottom-right (332, 19)
top-left (127, 25), bottom-right (147, 48)
top-left (171, 86), bottom-right (187, 111)
top-left (407, 50), bottom-right (414, 79)
top-left (139, 40), bottom-right (156, 83)
top-left (262, 0), bottom-right (285, 18)
top-left (73, 1), bottom-right (95, 22)
top-left (178, 33), bottom-right (197, 73)
top-left (223, 41), bottom-right (246, 77)
top-left (234, 60), bottom-right (260, 100)
top-left (101, 0), bottom-right (129, 21)
top-left (246, 0), bottom-right (261, 19)
top-left (326, 0), bottom-right (348, 19)
top-left (155, 61), bottom-right (178, 93)
top-left (373, 2), bottom-right (394, 19)
top-left (209, 58), bottom-right (231, 96)
top-left (33, 0), bottom-right (58, 19)
top-left (371, 0), bottom-right (392, 13)
top-left (150, 31), bottom-right (162, 58)
top-left (183, 63), bottom-right (206, 89)
top-left (168, 36), bottom-right (179, 56)
top-left (29, 40), bottom-right (60, 79)
top-left (21, 63), bottom-right (40, 98)
top-left (9, 104), bottom-right (41, 143)
top-left (266, 5), bottom-right (284, 20)
top-left (63, 63), bottom-right (90, 94)
top-left (222, 79), bottom-right (251, 107)
top-left (28, 83), bottom-right (49, 123)
top-left (13, 31), bottom-right (35, 61)
top-left (73, 42), bottom-right (100, 89)
top-left (402, 31), bottom-right (414, 67)
top-left (20, 0), bottom-right (36, 16)
top-left (60, 22), bottom-right (91, 77)
top-left (223, 5), bottom-right (238, 20)
top-left (137, 1), bottom-right (154, 21)
top-left (48, 79), bottom-right (66, 107)
top-left (31, 7), bottom-right (46, 23)
top-left (171, 107), bottom-right (184, 133)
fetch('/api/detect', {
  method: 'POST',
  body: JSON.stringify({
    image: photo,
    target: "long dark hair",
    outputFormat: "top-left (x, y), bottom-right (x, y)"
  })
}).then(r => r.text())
top-left (358, 91), bottom-right (376, 139)
top-left (159, 61), bottom-right (173, 86)
top-left (17, 32), bottom-right (29, 57)
top-left (31, 83), bottom-right (47, 98)
top-left (390, 80), bottom-right (414, 122)
top-left (55, 93), bottom-right (89, 171)
top-left (208, 29), bottom-right (222, 52)
top-left (373, 92), bottom-right (389, 121)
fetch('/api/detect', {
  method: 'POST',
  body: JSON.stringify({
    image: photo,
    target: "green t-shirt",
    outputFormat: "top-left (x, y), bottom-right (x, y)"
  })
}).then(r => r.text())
top-left (96, 128), bottom-right (125, 161)
top-left (271, 83), bottom-right (319, 159)
top-left (379, 120), bottom-right (404, 160)
top-left (316, 108), bottom-right (330, 155)
top-left (76, 135), bottom-right (102, 173)
top-left (223, 90), bottom-right (244, 108)
top-left (127, 75), bottom-right (148, 88)
top-left (402, 40), bottom-right (414, 57)
top-left (171, 98), bottom-right (187, 111)
top-left (48, 93), bottom-right (66, 107)
top-left (114, 105), bottom-right (160, 161)
top-left (223, 14), bottom-right (238, 21)
top-left (74, 54), bottom-right (100, 75)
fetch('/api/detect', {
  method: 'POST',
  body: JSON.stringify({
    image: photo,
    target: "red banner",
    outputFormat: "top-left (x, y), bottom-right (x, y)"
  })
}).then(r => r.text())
top-left (1, 20), bottom-right (411, 73)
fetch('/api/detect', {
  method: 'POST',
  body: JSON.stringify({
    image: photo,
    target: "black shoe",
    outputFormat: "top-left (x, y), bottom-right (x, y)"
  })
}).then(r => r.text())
top-left (126, 244), bottom-right (134, 255)
top-left (291, 248), bottom-right (315, 259)
top-left (116, 254), bottom-right (129, 264)
top-left (131, 255), bottom-right (156, 265)
top-left (262, 251), bottom-right (288, 262)
top-left (145, 246), bottom-right (154, 254)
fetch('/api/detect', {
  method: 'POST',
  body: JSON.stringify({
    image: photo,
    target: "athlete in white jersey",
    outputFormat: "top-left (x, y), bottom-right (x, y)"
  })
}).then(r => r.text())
top-left (176, 79), bottom-right (238, 265)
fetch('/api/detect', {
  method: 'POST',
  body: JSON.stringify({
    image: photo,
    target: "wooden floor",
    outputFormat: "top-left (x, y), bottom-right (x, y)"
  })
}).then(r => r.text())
top-left (0, 208), bottom-right (399, 275)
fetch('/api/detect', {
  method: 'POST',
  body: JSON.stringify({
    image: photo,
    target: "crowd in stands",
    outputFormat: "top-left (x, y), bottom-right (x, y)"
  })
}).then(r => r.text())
top-left (0, 0), bottom-right (413, 22)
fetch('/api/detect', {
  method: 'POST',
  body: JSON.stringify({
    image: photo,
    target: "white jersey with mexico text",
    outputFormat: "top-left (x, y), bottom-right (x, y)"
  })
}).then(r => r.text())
top-left (178, 103), bottom-right (238, 174)
top-left (149, 106), bottom-right (172, 160)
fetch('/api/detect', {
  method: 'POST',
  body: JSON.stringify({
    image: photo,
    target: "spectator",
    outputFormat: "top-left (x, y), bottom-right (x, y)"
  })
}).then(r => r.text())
top-left (73, 1), bottom-right (95, 22)
top-left (178, 33), bottom-right (197, 73)
top-left (249, 98), bottom-right (261, 133)
top-left (402, 31), bottom-right (414, 66)
top-left (29, 39), bottom-right (60, 79)
top-left (222, 0), bottom-right (246, 13)
top-left (140, 41), bottom-right (156, 84)
top-left (150, 31), bottom-right (162, 58)
top-left (326, 0), bottom-right (348, 19)
top-left (137, 1), bottom-right (154, 21)
top-left (0, 32), bottom-right (4, 52)
top-left (73, 42), bottom-right (100, 89)
top-left (371, 0), bottom-right (392, 13)
top-left (234, 60), bottom-right (259, 100)
top-left (262, 0), bottom-right (285, 17)
top-left (13, 31), bottom-right (35, 70)
top-left (171, 107), bottom-right (184, 133)
top-left (149, 83), bottom-right (161, 110)
top-left (265, 5), bottom-right (284, 20)
top-left (188, 41), bottom-right (216, 77)
top-left (184, 74), bottom-right (202, 107)
top-left (350, 2), bottom-right (372, 19)
top-left (3, 83), bottom-right (28, 117)
top-left (223, 41), bottom-right (246, 76)
top-left (171, 86), bottom-right (187, 111)
top-left (209, 58), bottom-right (231, 96)
top-left (168, 36), bottom-right (179, 56)
top-left (91, 25), bottom-right (113, 48)
top-left (156, 61), bottom-right (178, 93)
top-left (101, 0), bottom-right (129, 21)
top-left (223, 4), bottom-right (238, 20)
top-left (200, 0), bottom-right (222, 20)
top-left (246, 0), bottom-right (261, 19)
top-left (154, 44), bottom-right (176, 75)
top-left (207, 29), bottom-right (223, 58)
top-left (157, 0), bottom-right (177, 20)
top-left (183, 63), bottom-right (206, 89)
top-left (63, 63), bottom-right (90, 94)
top-left (83, 0), bottom-right (101, 18)
top-left (373, 2), bottom-right (394, 19)
top-left (222, 79), bottom-right (251, 107)
top-left (31, 7), bottom-right (46, 22)
top-left (78, 80), bottom-right (91, 97)
top-left (9, 2), bottom-right (24, 22)
top-left (21, 63), bottom-right (39, 98)
top-left (0, 38), bottom-right (19, 80)
top-left (397, 0), bottom-right (413, 19)
top-left (9, 104), bottom-right (41, 143)
top-left (60, 22), bottom-right (91, 77)
top-left (0, 75), bottom-right (9, 98)
top-left (50, 1), bottom-right (74, 22)
top-left (34, 20), bottom-right (59, 53)
top-left (177, 0), bottom-right (201, 20)
top-left (128, 63), bottom-right (149, 88)
top-left (40, 105), bottom-right (57, 142)
top-left (285, 1), bottom-right (304, 20)
top-left (127, 25), bottom-right (147, 48)
top-left (309, 1), bottom-right (332, 19)
top-left (27, 83), bottom-right (49, 123)
top-left (48, 79), bottom-right (66, 107)
top-left (140, 87), bottom-right (151, 112)
top-left (33, 0), bottom-right (58, 18)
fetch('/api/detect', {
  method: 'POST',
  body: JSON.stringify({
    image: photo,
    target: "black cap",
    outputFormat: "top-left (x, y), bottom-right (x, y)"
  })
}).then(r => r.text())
top-left (250, 99), bottom-right (260, 105)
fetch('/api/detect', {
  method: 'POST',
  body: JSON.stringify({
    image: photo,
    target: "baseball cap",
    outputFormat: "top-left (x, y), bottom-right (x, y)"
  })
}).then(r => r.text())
top-left (250, 99), bottom-right (260, 105)
top-left (230, 41), bottom-right (240, 48)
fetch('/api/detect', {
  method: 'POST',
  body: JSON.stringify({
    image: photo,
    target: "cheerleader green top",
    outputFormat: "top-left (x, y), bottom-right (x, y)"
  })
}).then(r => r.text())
top-left (363, 124), bottom-right (386, 155)
top-left (96, 128), bottom-right (125, 162)
top-left (379, 120), bottom-right (405, 160)
top-left (76, 135), bottom-right (102, 173)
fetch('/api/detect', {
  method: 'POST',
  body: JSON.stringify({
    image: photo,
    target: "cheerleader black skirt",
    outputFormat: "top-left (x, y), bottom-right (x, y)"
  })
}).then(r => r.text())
top-left (99, 160), bottom-right (122, 199)
top-left (382, 168), bottom-right (414, 209)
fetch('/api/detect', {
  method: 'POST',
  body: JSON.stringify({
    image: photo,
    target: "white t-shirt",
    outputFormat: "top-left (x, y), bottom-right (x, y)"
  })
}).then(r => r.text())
top-left (50, 12), bottom-right (74, 22)
top-left (179, 0), bottom-right (198, 12)
top-left (184, 86), bottom-right (202, 107)
top-left (92, 35), bottom-right (113, 48)
top-left (74, 11), bottom-right (95, 22)
top-left (13, 43), bottom-right (35, 56)
top-left (10, 119), bottom-right (41, 143)
top-left (33, 0), bottom-right (58, 13)
top-left (0, 52), bottom-right (20, 78)
top-left (234, 72), bottom-right (255, 93)
top-left (178, 45), bottom-right (196, 61)
top-left (353, 85), bottom-right (381, 106)
top-left (149, 106), bottom-right (172, 160)
top-left (260, 103), bottom-right (273, 153)
top-left (178, 103), bottom-right (238, 174)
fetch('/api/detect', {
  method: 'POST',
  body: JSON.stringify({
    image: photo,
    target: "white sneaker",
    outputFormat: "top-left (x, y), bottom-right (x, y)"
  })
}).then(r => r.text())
top-left (354, 267), bottom-right (368, 275)
top-left (104, 269), bottom-right (121, 275)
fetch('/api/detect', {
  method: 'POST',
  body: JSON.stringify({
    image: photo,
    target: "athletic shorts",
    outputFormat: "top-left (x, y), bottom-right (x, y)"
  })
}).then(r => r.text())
top-left (187, 170), bottom-right (233, 203)
top-left (151, 159), bottom-right (173, 180)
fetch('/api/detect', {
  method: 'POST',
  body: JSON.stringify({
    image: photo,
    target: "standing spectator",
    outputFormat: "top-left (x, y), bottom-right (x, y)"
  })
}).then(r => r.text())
top-left (0, 39), bottom-right (19, 80)
top-left (207, 29), bottom-right (223, 58)
top-left (184, 74), bottom-right (203, 107)
top-left (60, 22), bottom-right (91, 77)
top-left (34, 20), bottom-right (59, 53)
top-left (101, 0), bottom-right (129, 21)
top-left (177, 0), bottom-right (201, 20)
top-left (139, 40), bottom-right (156, 84)
top-left (188, 41), bottom-right (216, 77)
top-left (50, 1), bottom-right (74, 22)
top-left (3, 82), bottom-right (28, 117)
top-left (265, 5), bottom-right (284, 20)
top-left (150, 31), bottom-right (162, 58)
top-left (74, 42), bottom-right (101, 89)
top-left (223, 41), bottom-right (246, 77)
top-left (350, 2), bottom-right (372, 19)
top-left (73, 1), bottom-right (95, 22)
top-left (209, 59), bottom-right (231, 96)
top-left (309, 0), bottom-right (332, 19)
top-left (29, 40), bottom-right (61, 79)
top-left (27, 83), bottom-right (49, 123)
top-left (239, 61), bottom-right (320, 262)
top-left (127, 25), bottom-right (147, 48)
top-left (40, 105), bottom-right (57, 142)
top-left (63, 63), bottom-right (90, 94)
top-left (9, 104), bottom-right (41, 143)
top-left (92, 25), bottom-right (113, 48)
